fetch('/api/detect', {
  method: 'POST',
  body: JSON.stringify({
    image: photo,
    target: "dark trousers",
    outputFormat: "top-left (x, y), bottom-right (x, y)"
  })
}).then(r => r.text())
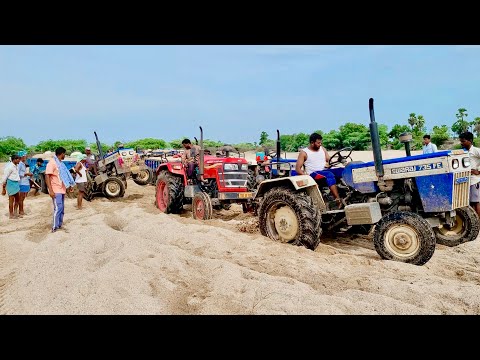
top-left (186, 162), bottom-right (196, 178)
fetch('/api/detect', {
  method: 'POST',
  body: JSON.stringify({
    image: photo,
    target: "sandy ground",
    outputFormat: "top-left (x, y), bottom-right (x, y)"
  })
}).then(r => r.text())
top-left (1, 150), bottom-right (480, 315)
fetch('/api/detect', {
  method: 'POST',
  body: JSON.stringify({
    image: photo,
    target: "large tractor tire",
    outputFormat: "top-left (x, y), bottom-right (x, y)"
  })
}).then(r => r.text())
top-left (192, 192), bottom-right (213, 220)
top-left (258, 187), bottom-right (322, 250)
top-left (83, 183), bottom-right (94, 201)
top-left (133, 168), bottom-right (153, 186)
top-left (38, 173), bottom-right (48, 194)
top-left (373, 212), bottom-right (436, 266)
top-left (155, 171), bottom-right (184, 214)
top-left (103, 177), bottom-right (126, 199)
top-left (434, 206), bottom-right (480, 246)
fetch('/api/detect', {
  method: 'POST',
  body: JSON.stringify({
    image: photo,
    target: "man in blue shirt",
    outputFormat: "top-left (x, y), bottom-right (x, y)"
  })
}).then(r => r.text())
top-left (422, 134), bottom-right (438, 154)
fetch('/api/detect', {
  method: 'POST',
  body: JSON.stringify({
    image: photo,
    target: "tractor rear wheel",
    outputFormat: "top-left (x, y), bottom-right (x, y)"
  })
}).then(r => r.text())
top-left (155, 171), bottom-right (184, 214)
top-left (434, 206), bottom-right (480, 246)
top-left (373, 212), bottom-right (436, 266)
top-left (258, 187), bottom-right (322, 250)
top-left (103, 177), bottom-right (126, 199)
top-left (192, 192), bottom-right (213, 220)
top-left (133, 168), bottom-right (153, 186)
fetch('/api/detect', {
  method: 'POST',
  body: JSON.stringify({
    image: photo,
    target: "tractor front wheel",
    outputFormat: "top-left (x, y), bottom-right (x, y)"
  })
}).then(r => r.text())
top-left (103, 177), bottom-right (126, 199)
top-left (133, 168), bottom-right (153, 186)
top-left (258, 187), bottom-right (322, 250)
top-left (192, 192), bottom-right (213, 220)
top-left (373, 212), bottom-right (436, 266)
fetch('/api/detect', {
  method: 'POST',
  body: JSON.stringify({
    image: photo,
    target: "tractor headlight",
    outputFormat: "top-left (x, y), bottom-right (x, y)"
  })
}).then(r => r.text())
top-left (256, 175), bottom-right (265, 184)
top-left (462, 157), bottom-right (471, 168)
top-left (224, 164), bottom-right (239, 171)
top-left (452, 159), bottom-right (459, 169)
top-left (241, 164), bottom-right (248, 171)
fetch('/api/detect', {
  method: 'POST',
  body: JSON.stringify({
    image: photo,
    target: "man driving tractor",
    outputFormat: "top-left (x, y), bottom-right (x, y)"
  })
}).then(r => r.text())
top-left (295, 132), bottom-right (343, 209)
top-left (181, 138), bottom-right (202, 180)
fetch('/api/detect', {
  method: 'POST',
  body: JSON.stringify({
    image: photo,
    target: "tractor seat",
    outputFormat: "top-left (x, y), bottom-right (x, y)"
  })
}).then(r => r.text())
top-left (312, 173), bottom-right (327, 187)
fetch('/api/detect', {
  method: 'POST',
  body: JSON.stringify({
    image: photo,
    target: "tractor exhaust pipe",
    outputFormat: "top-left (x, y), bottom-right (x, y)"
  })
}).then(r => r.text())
top-left (199, 126), bottom-right (204, 180)
top-left (368, 98), bottom-right (384, 180)
top-left (94, 131), bottom-right (104, 158)
top-left (276, 129), bottom-right (280, 172)
top-left (194, 137), bottom-right (198, 145)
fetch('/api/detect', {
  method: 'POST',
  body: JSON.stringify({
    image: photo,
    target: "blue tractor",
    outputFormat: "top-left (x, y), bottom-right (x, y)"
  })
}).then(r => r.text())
top-left (253, 98), bottom-right (479, 265)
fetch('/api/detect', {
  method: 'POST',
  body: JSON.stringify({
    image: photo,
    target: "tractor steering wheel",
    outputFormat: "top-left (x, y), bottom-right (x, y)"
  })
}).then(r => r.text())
top-left (328, 147), bottom-right (353, 168)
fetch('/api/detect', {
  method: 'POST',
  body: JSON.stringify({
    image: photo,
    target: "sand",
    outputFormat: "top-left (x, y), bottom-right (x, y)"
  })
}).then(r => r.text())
top-left (1, 150), bottom-right (479, 315)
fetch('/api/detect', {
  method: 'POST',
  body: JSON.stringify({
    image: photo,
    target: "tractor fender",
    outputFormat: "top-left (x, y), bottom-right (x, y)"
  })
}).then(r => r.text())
top-left (156, 162), bottom-right (187, 184)
top-left (254, 175), bottom-right (326, 212)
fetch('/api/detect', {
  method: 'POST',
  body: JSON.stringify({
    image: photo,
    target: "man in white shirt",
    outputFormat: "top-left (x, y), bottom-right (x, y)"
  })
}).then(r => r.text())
top-left (422, 134), bottom-right (438, 154)
top-left (1, 154), bottom-right (22, 219)
top-left (459, 131), bottom-right (480, 216)
top-left (295, 133), bottom-right (343, 209)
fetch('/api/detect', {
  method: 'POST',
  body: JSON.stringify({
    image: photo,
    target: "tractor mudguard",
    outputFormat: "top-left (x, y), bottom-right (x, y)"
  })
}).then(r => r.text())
top-left (254, 175), bottom-right (326, 213)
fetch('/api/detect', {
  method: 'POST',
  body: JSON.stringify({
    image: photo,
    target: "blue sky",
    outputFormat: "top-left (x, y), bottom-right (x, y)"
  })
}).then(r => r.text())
top-left (1, 45), bottom-right (479, 146)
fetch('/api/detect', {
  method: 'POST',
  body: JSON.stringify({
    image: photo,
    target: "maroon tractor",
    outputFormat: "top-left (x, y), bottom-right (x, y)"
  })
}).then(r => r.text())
top-left (155, 127), bottom-right (253, 220)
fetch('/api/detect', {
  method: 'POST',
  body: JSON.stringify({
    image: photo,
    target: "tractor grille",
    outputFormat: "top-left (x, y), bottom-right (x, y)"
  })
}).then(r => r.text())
top-left (219, 171), bottom-right (248, 188)
top-left (453, 171), bottom-right (470, 209)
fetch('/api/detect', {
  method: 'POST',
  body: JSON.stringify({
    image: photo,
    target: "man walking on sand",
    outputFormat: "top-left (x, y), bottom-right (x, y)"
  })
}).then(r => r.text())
top-left (2, 154), bottom-right (21, 219)
top-left (45, 147), bottom-right (76, 232)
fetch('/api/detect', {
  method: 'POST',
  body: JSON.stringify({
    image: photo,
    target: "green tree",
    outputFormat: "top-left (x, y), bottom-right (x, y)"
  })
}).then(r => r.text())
top-left (125, 138), bottom-right (168, 150)
top-left (338, 123), bottom-right (371, 150)
top-left (472, 117), bottom-right (480, 138)
top-left (452, 108), bottom-right (469, 135)
top-left (113, 141), bottom-right (124, 149)
top-left (388, 124), bottom-right (411, 150)
top-left (415, 115), bottom-right (426, 135)
top-left (431, 125), bottom-right (451, 146)
top-left (0, 136), bottom-right (28, 161)
top-left (259, 131), bottom-right (269, 146)
top-left (322, 130), bottom-right (341, 150)
top-left (34, 139), bottom-right (88, 154)
top-left (408, 113), bottom-right (417, 130)
top-left (88, 142), bottom-right (110, 154)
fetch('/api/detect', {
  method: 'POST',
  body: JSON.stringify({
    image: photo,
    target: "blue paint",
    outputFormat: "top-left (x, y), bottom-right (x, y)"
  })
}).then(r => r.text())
top-left (342, 162), bottom-right (379, 193)
top-left (415, 173), bottom-right (453, 212)
top-left (346, 150), bottom-right (455, 172)
top-left (456, 177), bottom-right (468, 184)
top-left (145, 159), bottom-right (163, 170)
top-left (26, 157), bottom-right (77, 173)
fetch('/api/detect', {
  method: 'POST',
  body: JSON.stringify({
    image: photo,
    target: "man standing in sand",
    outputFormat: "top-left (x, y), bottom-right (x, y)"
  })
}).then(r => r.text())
top-left (73, 154), bottom-right (88, 210)
top-left (17, 151), bottom-right (33, 215)
top-left (459, 132), bottom-right (480, 217)
top-left (295, 133), bottom-right (343, 209)
top-left (422, 134), bottom-right (438, 154)
top-left (45, 147), bottom-right (76, 232)
top-left (181, 139), bottom-right (201, 180)
top-left (2, 154), bottom-right (21, 219)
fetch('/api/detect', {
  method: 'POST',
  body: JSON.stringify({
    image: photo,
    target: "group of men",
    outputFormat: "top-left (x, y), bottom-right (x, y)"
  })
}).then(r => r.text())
top-left (1, 151), bottom-right (44, 219)
top-left (1, 146), bottom-right (98, 230)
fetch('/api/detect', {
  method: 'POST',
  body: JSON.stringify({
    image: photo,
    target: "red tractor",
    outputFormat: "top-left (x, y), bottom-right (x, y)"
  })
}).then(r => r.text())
top-left (154, 127), bottom-right (253, 220)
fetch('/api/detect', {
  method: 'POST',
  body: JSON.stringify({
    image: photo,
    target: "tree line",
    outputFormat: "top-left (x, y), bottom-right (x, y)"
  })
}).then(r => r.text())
top-left (1, 107), bottom-right (478, 161)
